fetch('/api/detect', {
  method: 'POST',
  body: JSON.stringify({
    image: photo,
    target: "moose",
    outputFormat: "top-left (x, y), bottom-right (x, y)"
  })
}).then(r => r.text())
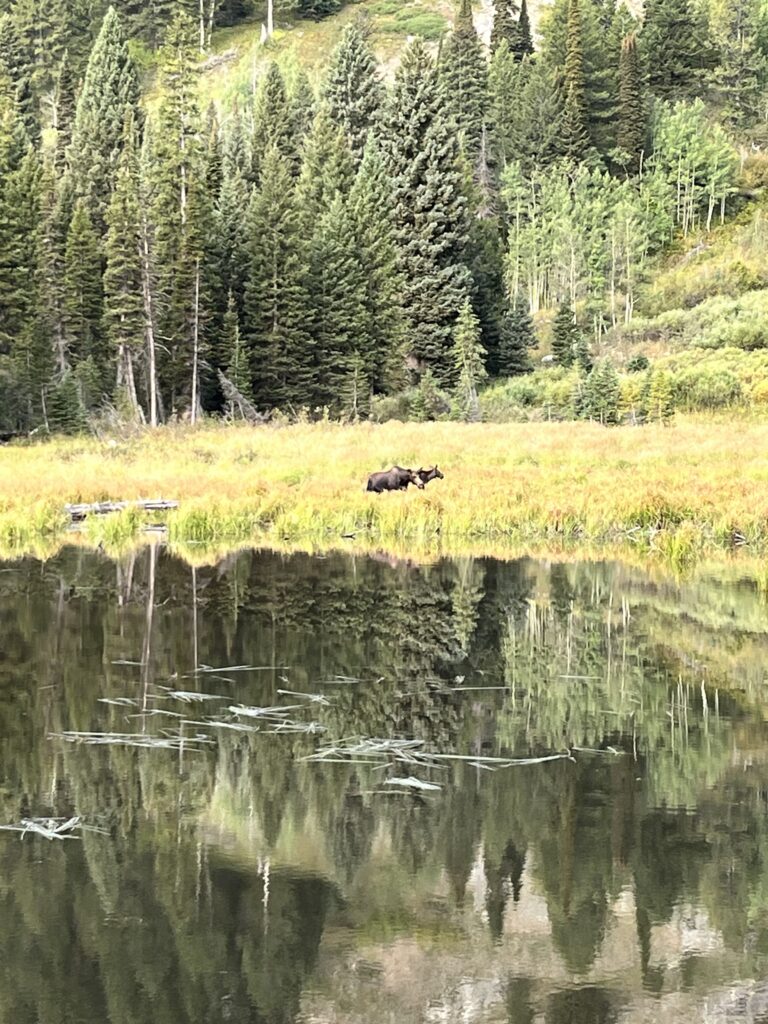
top-left (366, 465), bottom-right (444, 493)
top-left (366, 467), bottom-right (424, 493)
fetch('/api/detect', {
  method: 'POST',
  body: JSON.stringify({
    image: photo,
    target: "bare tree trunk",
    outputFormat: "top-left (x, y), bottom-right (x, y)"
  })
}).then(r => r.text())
top-left (139, 226), bottom-right (160, 427)
top-left (267, 0), bottom-right (274, 37)
top-left (207, 0), bottom-right (217, 48)
top-left (198, 0), bottom-right (206, 53)
top-left (191, 258), bottom-right (201, 425)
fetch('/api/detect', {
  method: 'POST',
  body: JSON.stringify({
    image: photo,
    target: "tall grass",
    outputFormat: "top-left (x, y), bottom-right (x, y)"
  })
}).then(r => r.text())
top-left (1, 417), bottom-right (767, 562)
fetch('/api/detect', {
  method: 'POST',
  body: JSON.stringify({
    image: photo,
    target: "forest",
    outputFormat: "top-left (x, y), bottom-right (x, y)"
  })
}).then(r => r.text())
top-left (0, 0), bottom-right (761, 433)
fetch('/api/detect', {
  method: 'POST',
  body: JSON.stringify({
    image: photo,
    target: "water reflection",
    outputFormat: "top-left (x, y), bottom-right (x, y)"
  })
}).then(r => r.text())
top-left (1, 545), bottom-right (768, 1023)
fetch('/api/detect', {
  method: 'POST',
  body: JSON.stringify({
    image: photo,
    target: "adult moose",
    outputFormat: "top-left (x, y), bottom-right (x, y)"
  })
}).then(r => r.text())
top-left (366, 467), bottom-right (424, 493)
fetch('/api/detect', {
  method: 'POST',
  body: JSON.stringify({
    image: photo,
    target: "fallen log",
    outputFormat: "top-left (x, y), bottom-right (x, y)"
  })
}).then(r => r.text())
top-left (65, 499), bottom-right (179, 522)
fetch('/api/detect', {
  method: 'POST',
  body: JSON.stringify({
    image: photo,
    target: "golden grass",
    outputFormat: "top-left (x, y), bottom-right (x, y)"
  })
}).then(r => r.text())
top-left (0, 417), bottom-right (765, 563)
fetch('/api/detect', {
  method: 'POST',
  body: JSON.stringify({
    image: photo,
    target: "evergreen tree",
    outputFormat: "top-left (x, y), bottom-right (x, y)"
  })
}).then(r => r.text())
top-left (440, 0), bottom-right (488, 158)
top-left (452, 299), bottom-right (487, 420)
top-left (251, 62), bottom-right (295, 182)
top-left (298, 0), bottom-right (342, 20)
top-left (204, 102), bottom-right (223, 199)
top-left (288, 69), bottom-right (316, 160)
top-left (295, 103), bottom-right (354, 223)
top-left (383, 39), bottom-right (471, 383)
top-left (562, 0), bottom-right (589, 158)
top-left (223, 101), bottom-right (251, 181)
top-left (339, 351), bottom-right (370, 422)
top-left (574, 331), bottom-right (592, 373)
top-left (514, 0), bottom-right (534, 59)
top-left (348, 137), bottom-right (403, 391)
top-left (53, 52), bottom-right (77, 172)
top-left (467, 214), bottom-right (505, 374)
top-left (562, 80), bottom-right (590, 161)
top-left (711, 0), bottom-right (765, 132)
top-left (642, 0), bottom-right (712, 101)
top-left (551, 302), bottom-right (578, 366)
top-left (47, 370), bottom-right (86, 433)
top-left (0, 14), bottom-right (38, 145)
top-left (243, 146), bottom-right (312, 409)
top-left (616, 32), bottom-right (646, 171)
top-left (583, 358), bottom-right (620, 422)
top-left (103, 116), bottom-right (144, 418)
top-left (645, 366), bottom-right (674, 422)
top-left (323, 19), bottom-right (383, 162)
top-left (498, 298), bottom-right (535, 376)
top-left (489, 48), bottom-right (565, 173)
top-left (68, 6), bottom-right (140, 227)
top-left (222, 289), bottom-right (250, 404)
top-left (38, 168), bottom-right (74, 377)
top-left (491, 0), bottom-right (520, 55)
top-left (307, 194), bottom-right (368, 408)
top-left (151, 13), bottom-right (207, 419)
top-left (64, 198), bottom-right (104, 384)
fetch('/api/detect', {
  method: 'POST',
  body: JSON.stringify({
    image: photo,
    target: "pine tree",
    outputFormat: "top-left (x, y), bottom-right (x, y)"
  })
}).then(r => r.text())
top-left (222, 289), bottom-right (250, 405)
top-left (53, 52), bottom-right (77, 173)
top-left (308, 194), bottom-right (368, 408)
top-left (204, 102), bottom-right (223, 200)
top-left (551, 302), bottom-right (578, 366)
top-left (452, 299), bottom-right (487, 420)
top-left (103, 116), bottom-right (144, 419)
top-left (323, 19), bottom-right (383, 162)
top-left (251, 62), bottom-right (295, 182)
top-left (295, 103), bottom-right (355, 223)
top-left (68, 6), bottom-right (140, 227)
top-left (616, 32), bottom-right (646, 171)
top-left (642, 0), bottom-right (711, 101)
top-left (440, 0), bottom-right (488, 158)
top-left (288, 69), bottom-right (316, 160)
top-left (498, 298), bottom-right (535, 376)
top-left (47, 370), bottom-right (86, 433)
top-left (223, 101), bottom-right (251, 181)
top-left (348, 138), bottom-right (403, 391)
top-left (491, 0), bottom-right (520, 55)
top-left (38, 168), bottom-right (74, 377)
top-left (0, 14), bottom-right (38, 146)
top-left (583, 358), bottom-right (620, 423)
top-left (151, 13), bottom-right (207, 419)
top-left (712, 0), bottom-right (765, 132)
top-left (383, 39), bottom-right (471, 383)
top-left (64, 198), bottom-right (105, 393)
top-left (467, 214), bottom-right (505, 374)
top-left (514, 0), bottom-right (534, 59)
top-left (243, 146), bottom-right (312, 410)
top-left (562, 0), bottom-right (589, 159)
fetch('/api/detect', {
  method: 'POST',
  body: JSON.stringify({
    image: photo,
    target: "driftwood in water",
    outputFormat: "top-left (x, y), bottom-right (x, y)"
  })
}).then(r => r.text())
top-left (65, 499), bottom-right (179, 522)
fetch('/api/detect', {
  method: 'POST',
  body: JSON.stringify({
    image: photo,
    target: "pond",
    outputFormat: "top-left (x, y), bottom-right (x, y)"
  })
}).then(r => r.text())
top-left (1, 544), bottom-right (768, 1023)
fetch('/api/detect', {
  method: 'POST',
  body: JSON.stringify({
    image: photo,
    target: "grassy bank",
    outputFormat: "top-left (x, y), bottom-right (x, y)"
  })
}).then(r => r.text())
top-left (0, 417), bottom-right (766, 563)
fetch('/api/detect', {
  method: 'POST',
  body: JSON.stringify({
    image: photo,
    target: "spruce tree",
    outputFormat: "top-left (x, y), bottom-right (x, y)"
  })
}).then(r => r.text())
top-left (491, 0), bottom-right (520, 55)
top-left (204, 102), bottom-right (223, 200)
top-left (53, 52), bottom-right (77, 173)
top-left (307, 194), bottom-right (368, 408)
top-left (68, 6), bottom-right (140, 227)
top-left (348, 137), bottom-right (403, 391)
top-left (583, 359), bottom-right (620, 423)
top-left (298, 0), bottom-right (342, 20)
top-left (64, 198), bottom-right (104, 387)
top-left (288, 69), bottom-right (316, 160)
top-left (38, 168), bottom-right (74, 377)
top-left (498, 298), bottom-right (535, 376)
top-left (243, 146), bottom-right (312, 410)
top-left (505, 60), bottom-right (565, 172)
top-left (562, 0), bottom-right (589, 157)
top-left (642, 0), bottom-right (711, 101)
top-left (440, 0), bottom-right (488, 158)
top-left (295, 103), bottom-right (355, 223)
top-left (223, 101), bottom-right (251, 181)
top-left (222, 289), bottom-right (250, 404)
top-left (103, 117), bottom-right (144, 418)
top-left (323, 20), bottom-right (383, 162)
top-left (151, 13), bottom-right (207, 419)
top-left (452, 299), bottom-right (487, 420)
top-left (467, 214), bottom-right (505, 374)
top-left (551, 302), bottom-right (578, 366)
top-left (712, 0), bottom-right (765, 132)
top-left (0, 14), bottom-right (38, 146)
top-left (514, 0), bottom-right (534, 59)
top-left (251, 62), bottom-right (296, 182)
top-left (616, 32), bottom-right (646, 172)
top-left (48, 371), bottom-right (86, 433)
top-left (383, 39), bottom-right (471, 383)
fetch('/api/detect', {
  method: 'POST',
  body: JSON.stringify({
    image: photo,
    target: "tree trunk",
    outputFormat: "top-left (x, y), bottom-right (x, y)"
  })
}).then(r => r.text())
top-left (191, 258), bottom-right (201, 425)
top-left (139, 226), bottom-right (160, 427)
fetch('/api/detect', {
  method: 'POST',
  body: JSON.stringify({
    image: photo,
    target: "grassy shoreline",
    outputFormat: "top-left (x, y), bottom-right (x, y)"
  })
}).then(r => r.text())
top-left (0, 417), bottom-right (766, 564)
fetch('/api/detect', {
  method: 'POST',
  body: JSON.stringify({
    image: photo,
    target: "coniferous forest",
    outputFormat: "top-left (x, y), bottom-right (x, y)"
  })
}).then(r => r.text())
top-left (0, 0), bottom-right (760, 433)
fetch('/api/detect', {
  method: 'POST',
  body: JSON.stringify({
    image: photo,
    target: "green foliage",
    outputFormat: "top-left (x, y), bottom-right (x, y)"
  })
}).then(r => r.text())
top-left (710, 0), bottom-right (766, 133)
top-left (616, 32), bottom-right (646, 172)
top-left (323, 19), bottom-right (383, 161)
top-left (298, 0), bottom-right (342, 21)
top-left (642, 0), bottom-right (714, 101)
top-left (440, 0), bottom-right (488, 157)
top-left (452, 299), bottom-right (487, 419)
top-left (490, 55), bottom-right (564, 174)
top-left (64, 199), bottom-right (103, 374)
top-left (47, 370), bottom-right (86, 433)
top-left (580, 358), bottom-right (620, 423)
top-left (383, 38), bottom-right (471, 384)
top-left (251, 62), bottom-right (295, 182)
top-left (551, 302), bottom-right (579, 366)
top-left (68, 6), bottom-right (140, 227)
top-left (497, 297), bottom-right (535, 376)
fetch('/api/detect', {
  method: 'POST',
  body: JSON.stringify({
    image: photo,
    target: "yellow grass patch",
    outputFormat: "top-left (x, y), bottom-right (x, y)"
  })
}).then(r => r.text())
top-left (0, 417), bottom-right (764, 562)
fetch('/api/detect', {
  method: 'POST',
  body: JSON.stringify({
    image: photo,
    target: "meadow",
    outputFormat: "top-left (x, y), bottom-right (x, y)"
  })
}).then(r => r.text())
top-left (0, 416), bottom-right (765, 565)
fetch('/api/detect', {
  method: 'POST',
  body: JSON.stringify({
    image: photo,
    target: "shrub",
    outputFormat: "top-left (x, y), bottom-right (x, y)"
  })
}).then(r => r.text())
top-left (627, 354), bottom-right (650, 372)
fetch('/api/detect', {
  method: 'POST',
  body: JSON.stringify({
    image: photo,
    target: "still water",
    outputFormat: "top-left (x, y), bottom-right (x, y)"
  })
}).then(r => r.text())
top-left (1, 545), bottom-right (768, 1023)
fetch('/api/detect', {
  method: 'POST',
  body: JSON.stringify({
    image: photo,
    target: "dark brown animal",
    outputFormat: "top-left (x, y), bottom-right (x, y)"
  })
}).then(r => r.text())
top-left (417, 465), bottom-right (444, 486)
top-left (366, 467), bottom-right (424, 493)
